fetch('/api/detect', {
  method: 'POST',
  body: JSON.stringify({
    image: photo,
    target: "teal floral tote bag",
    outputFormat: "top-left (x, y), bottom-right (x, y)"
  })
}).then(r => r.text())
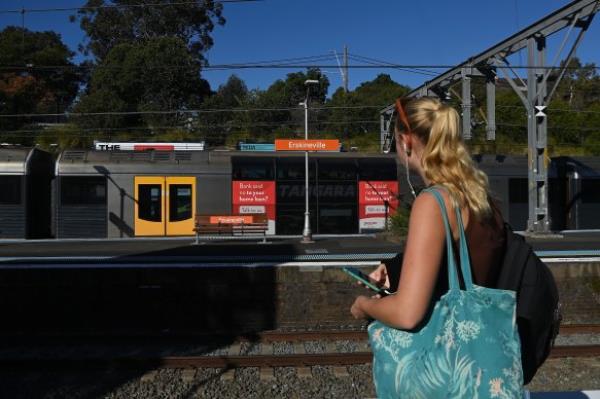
top-left (368, 187), bottom-right (523, 398)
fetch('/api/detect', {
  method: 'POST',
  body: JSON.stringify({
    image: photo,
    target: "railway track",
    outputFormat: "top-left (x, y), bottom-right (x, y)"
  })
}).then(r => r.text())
top-left (1, 325), bottom-right (598, 371)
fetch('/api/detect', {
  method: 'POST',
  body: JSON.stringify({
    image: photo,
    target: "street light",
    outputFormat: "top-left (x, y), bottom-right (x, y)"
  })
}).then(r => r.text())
top-left (301, 79), bottom-right (319, 243)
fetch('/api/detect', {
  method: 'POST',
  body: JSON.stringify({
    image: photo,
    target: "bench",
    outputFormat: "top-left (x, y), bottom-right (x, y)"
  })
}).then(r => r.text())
top-left (193, 213), bottom-right (269, 244)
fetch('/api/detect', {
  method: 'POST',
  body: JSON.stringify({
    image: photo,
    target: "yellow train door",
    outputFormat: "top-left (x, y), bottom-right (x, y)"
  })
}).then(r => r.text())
top-left (134, 176), bottom-right (196, 236)
top-left (165, 176), bottom-right (196, 236)
top-left (134, 176), bottom-right (166, 236)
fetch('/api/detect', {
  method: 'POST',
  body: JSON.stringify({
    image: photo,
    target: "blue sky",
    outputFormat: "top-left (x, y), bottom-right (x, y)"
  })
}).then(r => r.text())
top-left (1, 0), bottom-right (599, 95)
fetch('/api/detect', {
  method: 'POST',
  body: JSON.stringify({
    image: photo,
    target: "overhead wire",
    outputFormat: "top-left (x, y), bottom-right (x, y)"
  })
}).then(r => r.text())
top-left (0, 120), bottom-right (383, 136)
top-left (347, 53), bottom-right (439, 77)
top-left (0, 104), bottom-right (393, 118)
top-left (0, 1), bottom-right (263, 15)
top-left (2, 63), bottom-right (599, 71)
top-left (3, 103), bottom-right (600, 119)
top-left (1, 118), bottom-right (597, 138)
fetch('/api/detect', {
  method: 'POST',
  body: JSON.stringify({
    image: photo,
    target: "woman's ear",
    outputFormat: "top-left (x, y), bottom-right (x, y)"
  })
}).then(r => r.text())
top-left (403, 135), bottom-right (412, 155)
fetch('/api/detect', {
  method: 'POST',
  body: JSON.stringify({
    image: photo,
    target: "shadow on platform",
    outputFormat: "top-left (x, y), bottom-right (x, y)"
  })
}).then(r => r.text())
top-left (0, 240), bottom-right (302, 398)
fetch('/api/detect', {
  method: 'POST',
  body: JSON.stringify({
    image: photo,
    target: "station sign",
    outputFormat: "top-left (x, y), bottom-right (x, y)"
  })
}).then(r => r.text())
top-left (239, 143), bottom-right (275, 152)
top-left (94, 141), bottom-right (205, 151)
top-left (275, 139), bottom-right (340, 152)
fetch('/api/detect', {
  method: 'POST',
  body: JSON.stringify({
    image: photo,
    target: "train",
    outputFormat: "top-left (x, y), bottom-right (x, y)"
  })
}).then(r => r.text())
top-left (1, 146), bottom-right (599, 239)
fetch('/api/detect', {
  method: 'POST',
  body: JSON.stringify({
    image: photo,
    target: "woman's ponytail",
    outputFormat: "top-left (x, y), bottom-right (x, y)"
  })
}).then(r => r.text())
top-left (404, 97), bottom-right (492, 218)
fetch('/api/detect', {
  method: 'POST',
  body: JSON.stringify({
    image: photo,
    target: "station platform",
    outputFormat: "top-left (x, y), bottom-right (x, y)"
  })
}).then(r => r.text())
top-left (0, 235), bottom-right (399, 267)
top-left (0, 231), bottom-right (599, 268)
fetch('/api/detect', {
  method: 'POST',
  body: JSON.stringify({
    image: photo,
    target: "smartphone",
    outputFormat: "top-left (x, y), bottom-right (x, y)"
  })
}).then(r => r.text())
top-left (342, 266), bottom-right (393, 296)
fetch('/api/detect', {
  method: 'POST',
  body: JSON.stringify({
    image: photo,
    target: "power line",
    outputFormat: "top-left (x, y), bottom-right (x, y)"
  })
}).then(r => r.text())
top-left (0, 120), bottom-right (383, 135)
top-left (0, 104), bottom-right (391, 118)
top-left (347, 53), bottom-right (439, 77)
top-left (0, 121), bottom-right (383, 135)
top-left (2, 63), bottom-right (599, 72)
top-left (0, 1), bottom-right (263, 15)
top-left (213, 54), bottom-right (337, 67)
top-left (2, 118), bottom-right (598, 137)
top-left (4, 102), bottom-right (600, 119)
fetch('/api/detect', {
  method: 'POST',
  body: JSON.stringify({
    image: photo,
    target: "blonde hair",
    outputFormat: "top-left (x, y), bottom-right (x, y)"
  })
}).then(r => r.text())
top-left (402, 97), bottom-right (492, 219)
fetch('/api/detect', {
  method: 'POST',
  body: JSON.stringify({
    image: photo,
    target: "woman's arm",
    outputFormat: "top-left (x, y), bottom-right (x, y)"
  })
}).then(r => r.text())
top-left (351, 192), bottom-right (448, 330)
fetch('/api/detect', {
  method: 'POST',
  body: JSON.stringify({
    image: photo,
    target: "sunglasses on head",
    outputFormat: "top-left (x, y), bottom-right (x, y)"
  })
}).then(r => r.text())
top-left (394, 97), bottom-right (413, 136)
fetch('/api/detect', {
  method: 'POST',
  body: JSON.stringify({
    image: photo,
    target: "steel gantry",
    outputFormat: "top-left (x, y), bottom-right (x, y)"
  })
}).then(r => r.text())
top-left (380, 0), bottom-right (599, 234)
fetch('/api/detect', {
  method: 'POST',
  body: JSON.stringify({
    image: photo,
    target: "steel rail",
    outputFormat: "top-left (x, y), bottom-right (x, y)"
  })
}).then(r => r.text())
top-left (550, 345), bottom-right (600, 358)
top-left (0, 324), bottom-right (596, 340)
top-left (0, 345), bottom-right (597, 370)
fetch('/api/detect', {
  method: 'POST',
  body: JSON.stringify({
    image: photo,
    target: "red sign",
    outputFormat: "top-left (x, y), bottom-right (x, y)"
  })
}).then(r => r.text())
top-left (275, 139), bottom-right (339, 152)
top-left (210, 215), bottom-right (254, 224)
top-left (358, 181), bottom-right (399, 219)
top-left (133, 144), bottom-right (175, 151)
top-left (232, 181), bottom-right (276, 231)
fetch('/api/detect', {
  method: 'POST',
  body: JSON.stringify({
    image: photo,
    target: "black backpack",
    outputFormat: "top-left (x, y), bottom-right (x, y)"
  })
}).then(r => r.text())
top-left (496, 223), bottom-right (562, 385)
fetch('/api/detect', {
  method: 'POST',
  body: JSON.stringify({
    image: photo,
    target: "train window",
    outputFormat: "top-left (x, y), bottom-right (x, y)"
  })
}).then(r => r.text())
top-left (138, 184), bottom-right (162, 222)
top-left (318, 205), bottom-right (357, 234)
top-left (276, 158), bottom-right (316, 180)
top-left (0, 176), bottom-right (21, 204)
top-left (169, 184), bottom-right (192, 221)
top-left (318, 160), bottom-right (356, 180)
top-left (581, 179), bottom-right (600, 203)
top-left (358, 159), bottom-right (397, 181)
top-left (61, 176), bottom-right (106, 205)
top-left (508, 178), bottom-right (528, 203)
top-left (232, 157), bottom-right (274, 180)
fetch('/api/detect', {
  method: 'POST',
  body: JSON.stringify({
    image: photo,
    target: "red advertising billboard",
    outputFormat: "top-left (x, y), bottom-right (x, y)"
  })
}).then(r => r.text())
top-left (232, 181), bottom-right (276, 234)
top-left (358, 181), bottom-right (399, 231)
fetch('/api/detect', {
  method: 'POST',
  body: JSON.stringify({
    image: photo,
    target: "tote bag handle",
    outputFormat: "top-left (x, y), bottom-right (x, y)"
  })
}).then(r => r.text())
top-left (424, 187), bottom-right (474, 292)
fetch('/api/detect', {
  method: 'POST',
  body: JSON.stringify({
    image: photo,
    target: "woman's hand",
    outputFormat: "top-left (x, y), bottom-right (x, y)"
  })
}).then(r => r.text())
top-left (369, 263), bottom-right (390, 289)
top-left (350, 295), bottom-right (370, 319)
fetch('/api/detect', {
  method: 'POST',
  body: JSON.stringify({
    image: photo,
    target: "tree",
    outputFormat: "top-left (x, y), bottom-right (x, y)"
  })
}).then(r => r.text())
top-left (198, 74), bottom-right (251, 144)
top-left (326, 74), bottom-right (410, 137)
top-left (73, 37), bottom-right (209, 135)
top-left (0, 27), bottom-right (80, 132)
top-left (253, 69), bottom-right (330, 137)
top-left (72, 0), bottom-right (225, 63)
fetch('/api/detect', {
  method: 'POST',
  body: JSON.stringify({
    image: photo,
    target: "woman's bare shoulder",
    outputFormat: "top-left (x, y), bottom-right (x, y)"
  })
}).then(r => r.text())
top-left (410, 189), bottom-right (457, 235)
top-left (412, 189), bottom-right (451, 216)
top-left (409, 191), bottom-right (445, 227)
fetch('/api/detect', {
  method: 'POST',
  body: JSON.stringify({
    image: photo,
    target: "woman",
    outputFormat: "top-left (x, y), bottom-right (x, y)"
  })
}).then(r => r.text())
top-left (350, 97), bottom-right (519, 397)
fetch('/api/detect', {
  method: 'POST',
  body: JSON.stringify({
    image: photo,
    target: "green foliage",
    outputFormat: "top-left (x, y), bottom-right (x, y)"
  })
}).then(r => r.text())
top-left (327, 74), bottom-right (410, 138)
top-left (577, 102), bottom-right (600, 155)
top-left (197, 75), bottom-right (251, 145)
top-left (73, 0), bottom-right (225, 62)
top-left (342, 131), bottom-right (381, 153)
top-left (73, 37), bottom-right (208, 136)
top-left (152, 129), bottom-right (196, 143)
top-left (0, 27), bottom-right (80, 132)
top-left (36, 123), bottom-right (94, 150)
top-left (197, 69), bottom-right (331, 146)
top-left (389, 203), bottom-right (411, 237)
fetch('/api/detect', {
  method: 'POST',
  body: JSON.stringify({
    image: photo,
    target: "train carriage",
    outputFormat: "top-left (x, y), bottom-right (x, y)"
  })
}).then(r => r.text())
top-left (0, 146), bottom-right (597, 240)
top-left (55, 150), bottom-right (231, 238)
top-left (54, 150), bottom-right (400, 238)
top-left (0, 147), bottom-right (53, 239)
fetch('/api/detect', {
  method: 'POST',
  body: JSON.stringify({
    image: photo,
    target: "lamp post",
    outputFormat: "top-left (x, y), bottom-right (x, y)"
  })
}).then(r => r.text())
top-left (301, 79), bottom-right (319, 243)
